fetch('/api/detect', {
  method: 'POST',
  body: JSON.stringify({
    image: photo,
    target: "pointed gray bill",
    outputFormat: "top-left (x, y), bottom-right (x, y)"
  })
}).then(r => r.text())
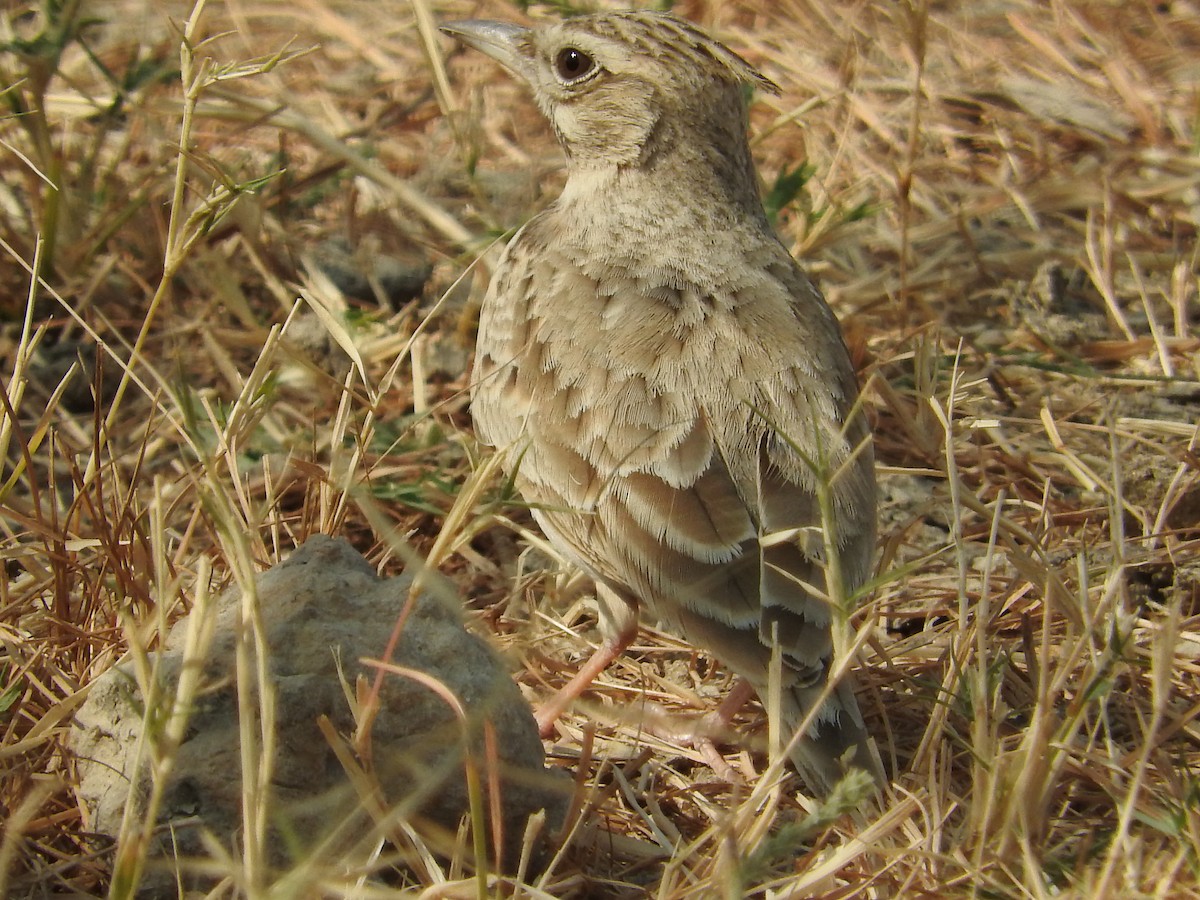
top-left (440, 20), bottom-right (533, 77)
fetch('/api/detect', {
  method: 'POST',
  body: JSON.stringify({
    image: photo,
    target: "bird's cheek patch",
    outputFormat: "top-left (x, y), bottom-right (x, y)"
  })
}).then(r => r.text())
top-left (560, 88), bottom-right (657, 160)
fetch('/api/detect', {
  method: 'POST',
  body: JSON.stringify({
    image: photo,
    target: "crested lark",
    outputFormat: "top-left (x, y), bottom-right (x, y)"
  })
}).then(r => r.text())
top-left (442, 11), bottom-right (878, 794)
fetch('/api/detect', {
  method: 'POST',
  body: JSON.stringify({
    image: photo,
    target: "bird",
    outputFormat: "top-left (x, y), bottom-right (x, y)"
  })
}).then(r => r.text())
top-left (441, 11), bottom-right (878, 794)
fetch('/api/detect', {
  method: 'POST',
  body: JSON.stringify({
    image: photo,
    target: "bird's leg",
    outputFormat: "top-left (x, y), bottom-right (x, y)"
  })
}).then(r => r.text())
top-left (534, 631), bottom-right (634, 737)
top-left (645, 677), bottom-right (756, 782)
top-left (695, 678), bottom-right (756, 777)
top-left (704, 677), bottom-right (757, 732)
top-left (535, 583), bottom-right (638, 738)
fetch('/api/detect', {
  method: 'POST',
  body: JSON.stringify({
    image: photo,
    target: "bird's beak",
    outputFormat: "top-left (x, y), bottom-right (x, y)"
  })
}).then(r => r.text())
top-left (440, 20), bottom-right (532, 79)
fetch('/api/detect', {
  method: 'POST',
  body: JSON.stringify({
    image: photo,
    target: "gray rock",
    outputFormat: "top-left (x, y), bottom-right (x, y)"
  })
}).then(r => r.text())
top-left (285, 310), bottom-right (354, 383)
top-left (70, 535), bottom-right (566, 894)
top-left (31, 338), bottom-right (119, 413)
top-left (310, 237), bottom-right (432, 309)
top-left (1007, 261), bottom-right (1109, 345)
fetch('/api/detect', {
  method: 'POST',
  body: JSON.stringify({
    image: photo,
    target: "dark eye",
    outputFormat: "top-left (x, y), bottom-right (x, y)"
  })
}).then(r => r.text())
top-left (554, 47), bottom-right (594, 81)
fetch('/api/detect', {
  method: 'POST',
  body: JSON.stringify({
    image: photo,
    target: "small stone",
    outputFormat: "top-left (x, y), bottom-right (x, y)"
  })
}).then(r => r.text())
top-left (1009, 262), bottom-right (1109, 345)
top-left (31, 338), bottom-right (120, 413)
top-left (285, 310), bottom-right (354, 383)
top-left (309, 237), bottom-right (432, 310)
top-left (70, 535), bottom-right (566, 895)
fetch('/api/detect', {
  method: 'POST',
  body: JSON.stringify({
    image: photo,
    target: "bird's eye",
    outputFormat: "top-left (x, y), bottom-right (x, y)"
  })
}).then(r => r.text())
top-left (554, 47), bottom-right (595, 82)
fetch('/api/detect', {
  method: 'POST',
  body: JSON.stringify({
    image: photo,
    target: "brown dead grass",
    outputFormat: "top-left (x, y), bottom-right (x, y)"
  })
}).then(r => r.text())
top-left (2, 0), bottom-right (1198, 896)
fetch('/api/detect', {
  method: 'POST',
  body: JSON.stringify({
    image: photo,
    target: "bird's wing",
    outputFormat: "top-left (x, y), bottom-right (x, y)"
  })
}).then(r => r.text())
top-left (473, 231), bottom-right (874, 684)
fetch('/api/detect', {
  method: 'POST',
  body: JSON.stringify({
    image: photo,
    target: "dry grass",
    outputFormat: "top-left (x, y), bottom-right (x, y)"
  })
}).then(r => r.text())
top-left (2, 0), bottom-right (1199, 896)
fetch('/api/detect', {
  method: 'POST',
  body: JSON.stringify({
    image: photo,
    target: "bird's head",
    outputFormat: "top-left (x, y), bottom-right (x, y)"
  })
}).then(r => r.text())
top-left (441, 12), bottom-right (779, 172)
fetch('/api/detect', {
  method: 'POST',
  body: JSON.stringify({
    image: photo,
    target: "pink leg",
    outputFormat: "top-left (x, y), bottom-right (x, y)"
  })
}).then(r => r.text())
top-left (535, 629), bottom-right (636, 738)
top-left (536, 584), bottom-right (640, 738)
top-left (685, 678), bottom-right (757, 781)
top-left (709, 677), bottom-right (756, 725)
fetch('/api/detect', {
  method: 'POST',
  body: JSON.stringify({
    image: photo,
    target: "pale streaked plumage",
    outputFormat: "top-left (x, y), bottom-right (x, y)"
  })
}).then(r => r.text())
top-left (442, 11), bottom-right (878, 794)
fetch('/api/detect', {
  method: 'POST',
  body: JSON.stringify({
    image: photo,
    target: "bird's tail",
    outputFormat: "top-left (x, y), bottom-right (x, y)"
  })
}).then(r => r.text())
top-left (778, 675), bottom-right (882, 797)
